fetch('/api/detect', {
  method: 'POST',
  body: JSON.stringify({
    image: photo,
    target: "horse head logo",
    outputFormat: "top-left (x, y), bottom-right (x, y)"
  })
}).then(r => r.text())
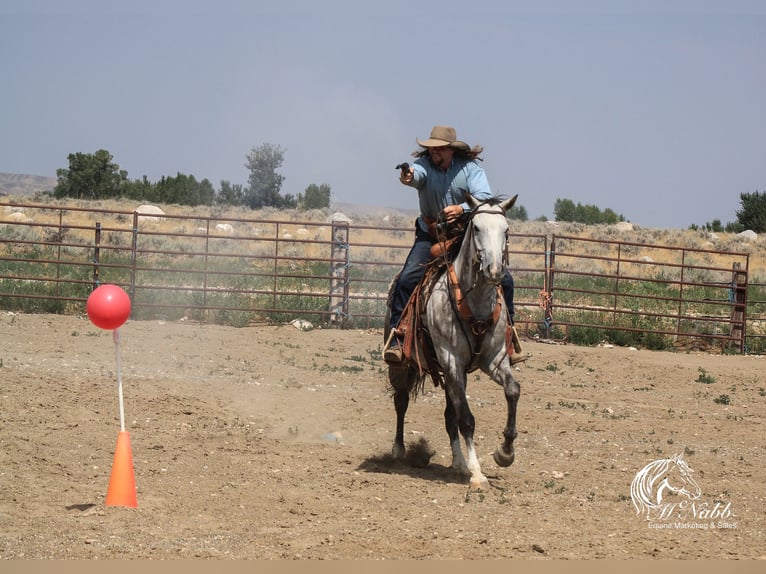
top-left (630, 453), bottom-right (702, 520)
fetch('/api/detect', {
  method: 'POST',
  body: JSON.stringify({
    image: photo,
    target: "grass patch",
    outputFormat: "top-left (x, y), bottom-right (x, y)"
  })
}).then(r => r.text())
top-left (696, 368), bottom-right (716, 384)
top-left (713, 394), bottom-right (731, 405)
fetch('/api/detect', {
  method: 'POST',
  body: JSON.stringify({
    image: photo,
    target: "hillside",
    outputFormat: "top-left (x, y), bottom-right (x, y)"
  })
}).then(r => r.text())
top-left (1, 172), bottom-right (763, 277)
top-left (0, 172), bottom-right (57, 198)
top-left (0, 172), bottom-right (419, 219)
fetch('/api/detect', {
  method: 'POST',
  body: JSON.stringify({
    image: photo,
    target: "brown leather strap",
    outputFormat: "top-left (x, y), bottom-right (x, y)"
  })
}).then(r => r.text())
top-left (445, 262), bottom-right (505, 343)
top-left (430, 236), bottom-right (457, 258)
top-left (422, 216), bottom-right (439, 239)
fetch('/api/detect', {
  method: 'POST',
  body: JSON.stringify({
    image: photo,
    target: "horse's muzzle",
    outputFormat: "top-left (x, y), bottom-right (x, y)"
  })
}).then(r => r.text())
top-left (482, 262), bottom-right (504, 285)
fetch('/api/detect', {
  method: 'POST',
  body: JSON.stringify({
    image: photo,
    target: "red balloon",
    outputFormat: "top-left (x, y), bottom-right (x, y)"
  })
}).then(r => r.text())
top-left (87, 284), bottom-right (132, 330)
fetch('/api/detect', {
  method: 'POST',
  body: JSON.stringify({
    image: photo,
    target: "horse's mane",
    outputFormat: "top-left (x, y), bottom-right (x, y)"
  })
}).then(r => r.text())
top-left (631, 458), bottom-right (673, 514)
top-left (631, 454), bottom-right (691, 516)
top-left (475, 195), bottom-right (512, 208)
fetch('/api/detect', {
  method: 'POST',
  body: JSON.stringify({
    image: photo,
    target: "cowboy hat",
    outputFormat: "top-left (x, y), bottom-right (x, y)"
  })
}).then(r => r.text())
top-left (416, 125), bottom-right (470, 151)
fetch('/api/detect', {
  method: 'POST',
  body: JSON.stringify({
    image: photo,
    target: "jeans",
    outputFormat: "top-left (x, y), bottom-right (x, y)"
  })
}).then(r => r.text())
top-left (389, 223), bottom-right (515, 331)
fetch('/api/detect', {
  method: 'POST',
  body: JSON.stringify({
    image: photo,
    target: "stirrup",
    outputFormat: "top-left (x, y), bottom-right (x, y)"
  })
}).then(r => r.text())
top-left (384, 329), bottom-right (404, 363)
top-left (384, 344), bottom-right (403, 364)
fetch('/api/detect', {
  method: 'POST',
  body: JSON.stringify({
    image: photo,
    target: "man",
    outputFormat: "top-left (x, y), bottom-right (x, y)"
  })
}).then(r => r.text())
top-left (384, 125), bottom-right (516, 363)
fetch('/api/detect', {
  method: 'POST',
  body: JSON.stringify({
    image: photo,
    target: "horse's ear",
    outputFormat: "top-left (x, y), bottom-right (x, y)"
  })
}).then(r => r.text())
top-left (464, 192), bottom-right (480, 210)
top-left (501, 194), bottom-right (518, 212)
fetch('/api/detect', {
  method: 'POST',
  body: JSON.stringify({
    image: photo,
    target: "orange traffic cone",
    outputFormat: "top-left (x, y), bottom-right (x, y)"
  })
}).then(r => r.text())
top-left (105, 430), bottom-right (138, 507)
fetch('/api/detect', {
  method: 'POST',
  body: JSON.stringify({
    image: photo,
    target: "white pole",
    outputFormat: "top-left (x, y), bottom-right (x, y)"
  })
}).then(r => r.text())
top-left (113, 328), bottom-right (125, 432)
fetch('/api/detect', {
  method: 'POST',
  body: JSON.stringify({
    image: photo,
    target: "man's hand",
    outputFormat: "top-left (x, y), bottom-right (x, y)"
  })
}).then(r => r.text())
top-left (399, 166), bottom-right (414, 184)
top-left (441, 204), bottom-right (464, 222)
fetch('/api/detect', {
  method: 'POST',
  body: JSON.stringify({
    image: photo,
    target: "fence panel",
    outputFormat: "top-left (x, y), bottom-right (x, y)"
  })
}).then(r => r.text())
top-left (546, 234), bottom-right (750, 352)
top-left (746, 277), bottom-right (766, 352)
top-left (1, 201), bottom-right (763, 353)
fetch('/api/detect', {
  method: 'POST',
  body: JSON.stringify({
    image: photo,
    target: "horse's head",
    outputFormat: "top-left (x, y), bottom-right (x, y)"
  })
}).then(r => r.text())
top-left (631, 453), bottom-right (702, 517)
top-left (464, 193), bottom-right (518, 285)
top-left (665, 454), bottom-right (702, 501)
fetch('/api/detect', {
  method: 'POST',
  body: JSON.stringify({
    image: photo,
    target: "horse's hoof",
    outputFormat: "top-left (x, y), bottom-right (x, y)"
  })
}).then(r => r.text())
top-left (469, 475), bottom-right (490, 491)
top-left (392, 443), bottom-right (406, 460)
top-left (493, 446), bottom-right (515, 467)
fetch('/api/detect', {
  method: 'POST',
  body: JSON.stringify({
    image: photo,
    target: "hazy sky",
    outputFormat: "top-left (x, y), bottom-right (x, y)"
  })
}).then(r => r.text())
top-left (1, 0), bottom-right (764, 229)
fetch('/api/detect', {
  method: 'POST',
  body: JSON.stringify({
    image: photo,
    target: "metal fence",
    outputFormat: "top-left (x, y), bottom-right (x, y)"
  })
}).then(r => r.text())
top-left (543, 234), bottom-right (753, 353)
top-left (1, 200), bottom-right (763, 353)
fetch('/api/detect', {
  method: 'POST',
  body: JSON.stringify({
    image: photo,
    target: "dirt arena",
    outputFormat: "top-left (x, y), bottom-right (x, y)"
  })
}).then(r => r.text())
top-left (0, 312), bottom-right (764, 560)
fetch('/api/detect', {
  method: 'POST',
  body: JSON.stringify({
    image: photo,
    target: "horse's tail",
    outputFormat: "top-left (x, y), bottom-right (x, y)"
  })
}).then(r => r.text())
top-left (386, 362), bottom-right (426, 400)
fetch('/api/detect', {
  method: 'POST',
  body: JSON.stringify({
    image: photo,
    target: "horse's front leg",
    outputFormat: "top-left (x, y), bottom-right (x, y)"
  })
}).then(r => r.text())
top-left (389, 364), bottom-right (413, 459)
top-left (491, 360), bottom-right (521, 468)
top-left (392, 389), bottom-right (408, 460)
top-left (443, 394), bottom-right (466, 473)
top-left (444, 369), bottom-right (489, 490)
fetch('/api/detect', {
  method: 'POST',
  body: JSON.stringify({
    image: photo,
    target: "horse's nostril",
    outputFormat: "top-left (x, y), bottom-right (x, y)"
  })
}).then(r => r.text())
top-left (483, 263), bottom-right (503, 280)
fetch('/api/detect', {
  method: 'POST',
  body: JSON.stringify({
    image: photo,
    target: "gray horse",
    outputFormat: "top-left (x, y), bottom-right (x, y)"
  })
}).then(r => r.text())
top-left (385, 193), bottom-right (521, 490)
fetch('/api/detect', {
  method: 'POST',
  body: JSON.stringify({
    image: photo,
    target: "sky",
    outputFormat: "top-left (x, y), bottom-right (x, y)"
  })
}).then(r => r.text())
top-left (1, 0), bottom-right (764, 229)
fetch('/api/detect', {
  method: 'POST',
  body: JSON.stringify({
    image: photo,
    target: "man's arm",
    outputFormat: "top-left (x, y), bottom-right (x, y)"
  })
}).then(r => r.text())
top-left (457, 162), bottom-right (492, 213)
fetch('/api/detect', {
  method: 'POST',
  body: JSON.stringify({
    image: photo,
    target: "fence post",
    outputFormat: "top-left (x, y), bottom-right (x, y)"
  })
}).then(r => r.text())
top-left (329, 220), bottom-right (350, 325)
top-left (130, 212), bottom-right (138, 302)
top-left (730, 261), bottom-right (748, 353)
top-left (675, 249), bottom-right (687, 342)
top-left (544, 236), bottom-right (555, 339)
top-left (613, 243), bottom-right (622, 326)
top-left (56, 209), bottom-right (64, 297)
top-left (203, 218), bottom-right (210, 311)
top-left (93, 222), bottom-right (101, 289)
top-left (273, 222), bottom-right (280, 311)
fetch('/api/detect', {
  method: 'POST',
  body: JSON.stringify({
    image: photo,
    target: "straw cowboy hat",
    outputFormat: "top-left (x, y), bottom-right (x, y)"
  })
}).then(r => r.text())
top-left (416, 125), bottom-right (470, 151)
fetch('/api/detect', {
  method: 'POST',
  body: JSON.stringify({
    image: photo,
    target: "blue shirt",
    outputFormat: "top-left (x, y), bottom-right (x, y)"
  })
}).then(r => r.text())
top-left (407, 155), bottom-right (492, 233)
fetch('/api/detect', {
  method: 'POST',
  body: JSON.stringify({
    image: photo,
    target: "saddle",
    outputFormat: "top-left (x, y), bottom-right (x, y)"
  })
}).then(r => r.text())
top-left (392, 259), bottom-right (448, 387)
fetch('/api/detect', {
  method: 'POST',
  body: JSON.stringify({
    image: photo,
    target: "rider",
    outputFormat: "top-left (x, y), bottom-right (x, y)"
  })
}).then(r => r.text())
top-left (384, 125), bottom-right (516, 363)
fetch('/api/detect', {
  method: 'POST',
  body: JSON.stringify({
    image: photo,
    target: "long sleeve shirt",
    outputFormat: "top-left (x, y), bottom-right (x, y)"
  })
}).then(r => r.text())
top-left (407, 155), bottom-right (493, 233)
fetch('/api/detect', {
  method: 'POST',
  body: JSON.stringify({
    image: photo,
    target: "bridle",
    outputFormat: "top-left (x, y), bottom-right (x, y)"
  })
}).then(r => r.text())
top-left (465, 205), bottom-right (510, 275)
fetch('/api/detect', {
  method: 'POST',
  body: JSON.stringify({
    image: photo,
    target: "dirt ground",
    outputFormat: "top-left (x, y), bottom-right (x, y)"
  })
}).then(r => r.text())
top-left (0, 312), bottom-right (764, 560)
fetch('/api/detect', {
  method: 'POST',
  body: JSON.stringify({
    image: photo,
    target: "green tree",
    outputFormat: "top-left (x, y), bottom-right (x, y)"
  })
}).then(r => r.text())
top-left (197, 177), bottom-right (216, 206)
top-left (508, 203), bottom-right (528, 221)
top-left (217, 180), bottom-right (245, 206)
top-left (580, 204), bottom-right (601, 224)
top-left (601, 208), bottom-right (622, 225)
top-left (736, 190), bottom-right (766, 233)
top-left (54, 149), bottom-right (128, 200)
top-left (554, 197), bottom-right (624, 224)
top-left (298, 183), bottom-right (332, 210)
top-left (553, 198), bottom-right (577, 222)
top-left (153, 173), bottom-right (214, 206)
top-left (244, 143), bottom-right (291, 209)
top-left (707, 219), bottom-right (724, 233)
top-left (124, 175), bottom-right (155, 202)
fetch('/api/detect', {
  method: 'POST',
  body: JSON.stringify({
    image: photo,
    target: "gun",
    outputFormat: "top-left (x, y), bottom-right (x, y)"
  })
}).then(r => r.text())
top-left (395, 162), bottom-right (410, 172)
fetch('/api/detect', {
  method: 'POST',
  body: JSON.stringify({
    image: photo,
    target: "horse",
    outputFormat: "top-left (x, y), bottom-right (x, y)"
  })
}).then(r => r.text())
top-left (630, 454), bottom-right (702, 520)
top-left (384, 193), bottom-right (520, 490)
